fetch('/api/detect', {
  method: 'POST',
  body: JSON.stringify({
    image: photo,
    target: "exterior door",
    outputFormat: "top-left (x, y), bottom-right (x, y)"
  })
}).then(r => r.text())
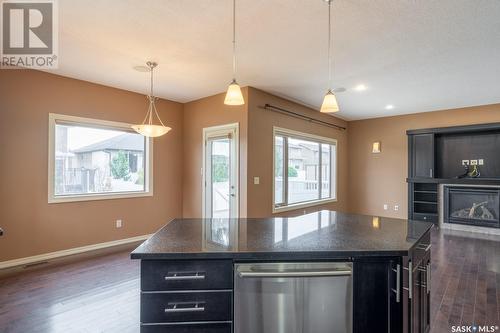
top-left (203, 124), bottom-right (239, 219)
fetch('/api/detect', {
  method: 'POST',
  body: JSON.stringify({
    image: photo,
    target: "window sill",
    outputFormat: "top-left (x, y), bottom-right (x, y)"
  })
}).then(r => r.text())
top-left (48, 191), bottom-right (153, 204)
top-left (273, 198), bottom-right (338, 214)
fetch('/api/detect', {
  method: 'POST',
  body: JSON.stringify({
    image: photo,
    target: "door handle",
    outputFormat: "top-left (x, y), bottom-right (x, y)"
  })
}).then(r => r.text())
top-left (390, 264), bottom-right (401, 303)
top-left (426, 263), bottom-right (431, 294)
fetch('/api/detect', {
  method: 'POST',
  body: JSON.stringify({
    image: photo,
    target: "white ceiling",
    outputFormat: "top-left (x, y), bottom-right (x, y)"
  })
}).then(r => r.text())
top-left (51, 0), bottom-right (500, 120)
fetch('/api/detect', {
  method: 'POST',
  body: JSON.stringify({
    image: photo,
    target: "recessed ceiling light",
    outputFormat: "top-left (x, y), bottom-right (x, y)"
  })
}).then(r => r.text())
top-left (385, 104), bottom-right (394, 110)
top-left (354, 84), bottom-right (367, 91)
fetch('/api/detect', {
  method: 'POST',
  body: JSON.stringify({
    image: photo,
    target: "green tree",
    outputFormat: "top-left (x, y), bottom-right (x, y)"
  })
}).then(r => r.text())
top-left (288, 166), bottom-right (298, 177)
top-left (111, 150), bottom-right (131, 181)
top-left (212, 155), bottom-right (229, 183)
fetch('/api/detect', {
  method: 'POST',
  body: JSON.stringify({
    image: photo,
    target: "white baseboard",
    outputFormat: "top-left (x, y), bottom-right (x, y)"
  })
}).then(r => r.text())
top-left (0, 234), bottom-right (151, 270)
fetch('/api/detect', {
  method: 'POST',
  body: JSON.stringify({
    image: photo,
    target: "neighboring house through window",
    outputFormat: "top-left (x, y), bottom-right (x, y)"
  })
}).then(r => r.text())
top-left (273, 127), bottom-right (337, 212)
top-left (48, 114), bottom-right (153, 203)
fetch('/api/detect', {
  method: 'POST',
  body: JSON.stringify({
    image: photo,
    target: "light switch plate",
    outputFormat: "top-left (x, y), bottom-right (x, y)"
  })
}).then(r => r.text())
top-left (116, 219), bottom-right (122, 228)
top-left (479, 159), bottom-right (484, 165)
top-left (383, 204), bottom-right (388, 210)
top-left (462, 160), bottom-right (469, 166)
top-left (253, 177), bottom-right (260, 185)
top-left (470, 160), bottom-right (478, 165)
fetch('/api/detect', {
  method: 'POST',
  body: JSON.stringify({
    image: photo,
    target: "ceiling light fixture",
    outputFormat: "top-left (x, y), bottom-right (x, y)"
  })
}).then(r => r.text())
top-left (354, 84), bottom-right (367, 92)
top-left (224, 0), bottom-right (245, 106)
top-left (320, 0), bottom-right (339, 113)
top-left (385, 104), bottom-right (394, 110)
top-left (132, 61), bottom-right (172, 137)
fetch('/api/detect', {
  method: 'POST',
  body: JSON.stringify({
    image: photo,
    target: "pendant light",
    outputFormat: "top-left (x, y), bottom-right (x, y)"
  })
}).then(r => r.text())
top-left (132, 61), bottom-right (172, 137)
top-left (224, 0), bottom-right (245, 106)
top-left (320, 0), bottom-right (340, 113)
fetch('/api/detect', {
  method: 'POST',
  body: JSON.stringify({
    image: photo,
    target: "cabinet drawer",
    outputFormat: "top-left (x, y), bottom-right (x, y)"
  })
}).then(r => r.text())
top-left (412, 213), bottom-right (437, 223)
top-left (141, 291), bottom-right (232, 323)
top-left (141, 260), bottom-right (232, 291)
top-left (141, 322), bottom-right (231, 333)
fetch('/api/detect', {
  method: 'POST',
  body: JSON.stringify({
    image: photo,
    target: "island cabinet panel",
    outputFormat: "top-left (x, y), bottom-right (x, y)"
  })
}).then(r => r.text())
top-left (353, 259), bottom-right (392, 333)
top-left (403, 230), bottom-right (432, 333)
top-left (141, 259), bottom-right (233, 291)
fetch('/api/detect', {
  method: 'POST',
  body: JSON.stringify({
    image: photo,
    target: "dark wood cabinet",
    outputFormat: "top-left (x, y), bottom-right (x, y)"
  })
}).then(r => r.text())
top-left (410, 133), bottom-right (435, 178)
top-left (403, 231), bottom-right (431, 333)
top-left (138, 231), bottom-right (432, 333)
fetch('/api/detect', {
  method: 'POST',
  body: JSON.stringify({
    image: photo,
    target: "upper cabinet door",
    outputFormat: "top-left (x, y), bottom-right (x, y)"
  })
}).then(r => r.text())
top-left (410, 134), bottom-right (435, 178)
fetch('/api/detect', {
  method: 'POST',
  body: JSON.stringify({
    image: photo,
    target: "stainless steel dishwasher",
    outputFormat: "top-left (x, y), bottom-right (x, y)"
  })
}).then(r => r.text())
top-left (234, 262), bottom-right (353, 333)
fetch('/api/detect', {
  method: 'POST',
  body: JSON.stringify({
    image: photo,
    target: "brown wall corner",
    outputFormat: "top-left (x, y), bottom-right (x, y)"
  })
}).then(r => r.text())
top-left (0, 70), bottom-right (184, 261)
top-left (346, 104), bottom-right (500, 219)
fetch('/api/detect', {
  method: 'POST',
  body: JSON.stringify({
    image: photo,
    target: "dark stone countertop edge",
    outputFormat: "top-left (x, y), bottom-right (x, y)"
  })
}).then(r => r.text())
top-left (130, 249), bottom-right (411, 260)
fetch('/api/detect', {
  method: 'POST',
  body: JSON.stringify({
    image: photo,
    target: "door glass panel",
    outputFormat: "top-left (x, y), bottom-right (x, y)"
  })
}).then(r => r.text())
top-left (287, 137), bottom-right (319, 204)
top-left (210, 138), bottom-right (230, 219)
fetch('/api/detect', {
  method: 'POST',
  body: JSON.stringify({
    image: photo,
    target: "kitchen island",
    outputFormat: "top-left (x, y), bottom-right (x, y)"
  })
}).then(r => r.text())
top-left (132, 210), bottom-right (433, 333)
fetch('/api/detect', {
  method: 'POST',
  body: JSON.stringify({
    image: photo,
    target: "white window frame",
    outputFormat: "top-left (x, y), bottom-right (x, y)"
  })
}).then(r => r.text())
top-left (48, 113), bottom-right (153, 203)
top-left (272, 126), bottom-right (337, 213)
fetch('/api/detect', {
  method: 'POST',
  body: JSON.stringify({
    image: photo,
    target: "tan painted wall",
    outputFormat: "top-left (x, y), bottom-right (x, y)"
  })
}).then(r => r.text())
top-left (347, 103), bottom-right (500, 219)
top-left (182, 89), bottom-right (248, 218)
top-left (0, 70), bottom-right (184, 261)
top-left (247, 88), bottom-right (349, 217)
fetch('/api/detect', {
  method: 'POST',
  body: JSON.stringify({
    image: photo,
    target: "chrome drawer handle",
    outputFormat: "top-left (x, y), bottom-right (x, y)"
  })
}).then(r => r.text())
top-left (164, 272), bottom-right (205, 281)
top-left (417, 244), bottom-right (431, 252)
top-left (165, 302), bottom-right (205, 313)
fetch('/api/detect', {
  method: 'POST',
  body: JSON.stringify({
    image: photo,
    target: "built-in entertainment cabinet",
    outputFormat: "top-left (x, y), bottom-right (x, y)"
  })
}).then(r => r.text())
top-left (407, 123), bottom-right (500, 225)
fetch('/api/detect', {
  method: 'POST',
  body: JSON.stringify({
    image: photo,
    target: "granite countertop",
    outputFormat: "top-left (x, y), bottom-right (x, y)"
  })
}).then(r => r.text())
top-left (131, 210), bottom-right (433, 260)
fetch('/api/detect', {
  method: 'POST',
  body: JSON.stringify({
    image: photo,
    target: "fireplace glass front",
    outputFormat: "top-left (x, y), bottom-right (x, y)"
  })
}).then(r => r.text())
top-left (444, 186), bottom-right (500, 228)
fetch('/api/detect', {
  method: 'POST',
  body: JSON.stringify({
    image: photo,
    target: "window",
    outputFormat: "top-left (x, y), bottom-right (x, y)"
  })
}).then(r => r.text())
top-left (48, 114), bottom-right (153, 203)
top-left (273, 127), bottom-right (337, 212)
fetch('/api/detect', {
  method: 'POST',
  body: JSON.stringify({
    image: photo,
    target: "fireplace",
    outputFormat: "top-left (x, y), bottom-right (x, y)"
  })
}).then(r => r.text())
top-left (444, 186), bottom-right (500, 228)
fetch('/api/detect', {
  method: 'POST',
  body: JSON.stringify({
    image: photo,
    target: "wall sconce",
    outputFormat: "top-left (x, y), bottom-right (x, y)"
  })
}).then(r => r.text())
top-left (372, 142), bottom-right (381, 154)
top-left (372, 216), bottom-right (380, 229)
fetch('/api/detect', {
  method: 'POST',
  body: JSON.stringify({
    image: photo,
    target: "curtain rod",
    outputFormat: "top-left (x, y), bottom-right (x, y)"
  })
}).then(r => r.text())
top-left (260, 104), bottom-right (346, 131)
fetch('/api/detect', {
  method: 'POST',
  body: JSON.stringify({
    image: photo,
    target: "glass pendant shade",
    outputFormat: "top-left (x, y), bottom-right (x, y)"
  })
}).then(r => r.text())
top-left (320, 90), bottom-right (339, 113)
top-left (132, 124), bottom-right (171, 137)
top-left (224, 80), bottom-right (245, 105)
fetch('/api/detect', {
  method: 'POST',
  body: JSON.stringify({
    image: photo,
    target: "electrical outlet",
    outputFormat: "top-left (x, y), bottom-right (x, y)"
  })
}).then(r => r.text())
top-left (383, 204), bottom-right (388, 210)
top-left (394, 205), bottom-right (399, 211)
top-left (462, 160), bottom-right (469, 166)
top-left (479, 159), bottom-right (484, 165)
top-left (253, 177), bottom-right (260, 185)
top-left (116, 219), bottom-right (122, 228)
top-left (470, 160), bottom-right (478, 165)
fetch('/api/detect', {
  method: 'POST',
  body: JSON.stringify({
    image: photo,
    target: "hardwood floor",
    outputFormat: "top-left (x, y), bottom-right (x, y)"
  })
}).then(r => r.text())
top-left (0, 229), bottom-right (498, 332)
top-left (430, 228), bottom-right (500, 332)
